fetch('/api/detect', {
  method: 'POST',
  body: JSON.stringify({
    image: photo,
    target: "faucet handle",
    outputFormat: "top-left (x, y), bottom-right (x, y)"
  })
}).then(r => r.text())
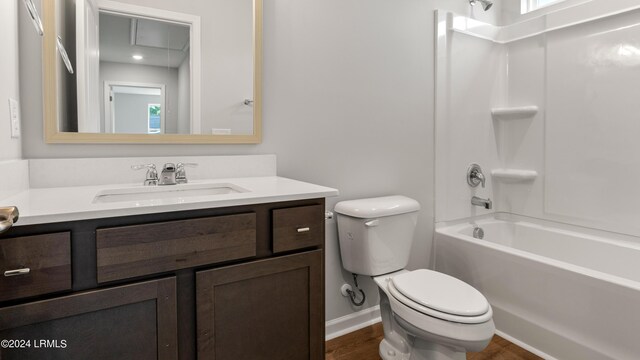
top-left (176, 163), bottom-right (198, 184)
top-left (177, 162), bottom-right (198, 168)
top-left (131, 163), bottom-right (156, 171)
top-left (467, 163), bottom-right (486, 188)
top-left (131, 164), bottom-right (158, 186)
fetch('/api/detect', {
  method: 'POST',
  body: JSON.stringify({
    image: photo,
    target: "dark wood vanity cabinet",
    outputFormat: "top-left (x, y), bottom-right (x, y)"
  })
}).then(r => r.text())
top-left (96, 213), bottom-right (258, 283)
top-left (0, 277), bottom-right (178, 360)
top-left (0, 232), bottom-right (71, 302)
top-left (0, 198), bottom-right (325, 360)
top-left (196, 250), bottom-right (323, 360)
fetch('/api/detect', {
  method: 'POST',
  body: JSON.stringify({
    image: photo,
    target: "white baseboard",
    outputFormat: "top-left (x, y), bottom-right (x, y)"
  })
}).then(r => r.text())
top-left (495, 330), bottom-right (557, 360)
top-left (325, 305), bottom-right (381, 341)
top-left (323, 308), bottom-right (553, 360)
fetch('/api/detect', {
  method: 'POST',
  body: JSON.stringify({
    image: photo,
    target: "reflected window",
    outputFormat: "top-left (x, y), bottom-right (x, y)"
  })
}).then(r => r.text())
top-left (522, 0), bottom-right (565, 14)
top-left (148, 104), bottom-right (161, 134)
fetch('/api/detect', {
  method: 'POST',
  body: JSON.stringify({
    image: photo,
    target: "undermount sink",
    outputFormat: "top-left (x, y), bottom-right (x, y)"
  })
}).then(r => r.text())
top-left (93, 183), bottom-right (249, 204)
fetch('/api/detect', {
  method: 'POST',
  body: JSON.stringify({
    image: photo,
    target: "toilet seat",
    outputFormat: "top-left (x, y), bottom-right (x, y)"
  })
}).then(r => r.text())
top-left (388, 269), bottom-right (492, 324)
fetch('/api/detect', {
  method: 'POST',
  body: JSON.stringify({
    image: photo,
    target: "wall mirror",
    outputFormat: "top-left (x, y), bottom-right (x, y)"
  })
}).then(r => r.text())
top-left (43, 0), bottom-right (262, 144)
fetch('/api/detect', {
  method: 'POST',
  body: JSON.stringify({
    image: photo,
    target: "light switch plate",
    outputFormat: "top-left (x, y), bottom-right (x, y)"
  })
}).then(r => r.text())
top-left (8, 98), bottom-right (20, 139)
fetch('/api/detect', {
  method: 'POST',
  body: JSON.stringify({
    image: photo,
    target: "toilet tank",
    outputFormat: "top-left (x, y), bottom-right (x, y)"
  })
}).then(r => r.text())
top-left (334, 196), bottom-right (420, 276)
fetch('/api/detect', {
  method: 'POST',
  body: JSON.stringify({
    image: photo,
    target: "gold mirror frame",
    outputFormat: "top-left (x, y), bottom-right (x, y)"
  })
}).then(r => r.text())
top-left (43, 0), bottom-right (262, 144)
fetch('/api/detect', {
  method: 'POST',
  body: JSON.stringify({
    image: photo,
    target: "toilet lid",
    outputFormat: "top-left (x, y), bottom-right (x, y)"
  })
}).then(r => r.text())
top-left (390, 269), bottom-right (489, 317)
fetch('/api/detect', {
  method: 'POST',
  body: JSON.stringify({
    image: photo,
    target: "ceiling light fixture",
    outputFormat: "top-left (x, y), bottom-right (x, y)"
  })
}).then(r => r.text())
top-left (132, 55), bottom-right (143, 60)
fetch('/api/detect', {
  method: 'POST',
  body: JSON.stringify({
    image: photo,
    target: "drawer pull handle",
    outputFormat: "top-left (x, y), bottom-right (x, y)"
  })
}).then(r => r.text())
top-left (297, 227), bottom-right (310, 233)
top-left (4, 268), bottom-right (30, 277)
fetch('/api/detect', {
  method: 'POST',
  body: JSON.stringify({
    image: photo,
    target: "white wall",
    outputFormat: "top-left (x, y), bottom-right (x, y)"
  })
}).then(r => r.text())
top-left (113, 93), bottom-right (162, 133)
top-left (0, 0), bottom-right (27, 203)
top-left (18, 0), bottom-right (499, 322)
top-left (0, 0), bottom-right (22, 161)
top-left (100, 61), bottom-right (179, 133)
top-left (199, 0), bottom-right (253, 135)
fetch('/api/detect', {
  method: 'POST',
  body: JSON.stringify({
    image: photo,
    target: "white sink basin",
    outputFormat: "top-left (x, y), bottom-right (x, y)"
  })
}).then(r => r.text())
top-left (93, 183), bottom-right (249, 204)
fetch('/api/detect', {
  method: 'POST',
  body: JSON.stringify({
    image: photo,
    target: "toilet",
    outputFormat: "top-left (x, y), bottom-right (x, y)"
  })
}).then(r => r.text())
top-left (334, 196), bottom-right (494, 360)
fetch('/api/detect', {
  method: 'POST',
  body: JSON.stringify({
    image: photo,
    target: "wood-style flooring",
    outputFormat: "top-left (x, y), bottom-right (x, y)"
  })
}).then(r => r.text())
top-left (326, 323), bottom-right (543, 360)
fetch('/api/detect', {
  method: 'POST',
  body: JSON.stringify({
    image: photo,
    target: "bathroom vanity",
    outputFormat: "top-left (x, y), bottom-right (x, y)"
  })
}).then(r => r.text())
top-left (0, 172), bottom-right (336, 360)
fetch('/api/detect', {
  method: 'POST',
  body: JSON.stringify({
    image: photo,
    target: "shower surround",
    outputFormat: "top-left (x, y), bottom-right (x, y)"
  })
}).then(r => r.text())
top-left (434, 2), bottom-right (640, 359)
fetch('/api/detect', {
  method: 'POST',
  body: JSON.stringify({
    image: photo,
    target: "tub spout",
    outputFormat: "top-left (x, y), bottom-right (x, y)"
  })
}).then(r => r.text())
top-left (471, 196), bottom-right (492, 210)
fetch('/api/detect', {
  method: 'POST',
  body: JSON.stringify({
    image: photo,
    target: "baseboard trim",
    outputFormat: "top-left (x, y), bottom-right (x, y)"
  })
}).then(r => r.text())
top-left (325, 305), bottom-right (382, 341)
top-left (495, 330), bottom-right (557, 360)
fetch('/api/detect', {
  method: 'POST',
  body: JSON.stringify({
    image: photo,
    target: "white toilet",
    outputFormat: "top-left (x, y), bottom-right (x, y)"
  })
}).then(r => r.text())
top-left (334, 196), bottom-right (495, 360)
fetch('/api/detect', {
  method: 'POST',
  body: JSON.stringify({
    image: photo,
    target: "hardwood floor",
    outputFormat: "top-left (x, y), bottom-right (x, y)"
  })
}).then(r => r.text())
top-left (326, 323), bottom-right (543, 360)
top-left (326, 323), bottom-right (385, 360)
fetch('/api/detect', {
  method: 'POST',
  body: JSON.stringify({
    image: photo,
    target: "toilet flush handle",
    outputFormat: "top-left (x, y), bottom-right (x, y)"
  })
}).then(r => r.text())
top-left (364, 219), bottom-right (379, 227)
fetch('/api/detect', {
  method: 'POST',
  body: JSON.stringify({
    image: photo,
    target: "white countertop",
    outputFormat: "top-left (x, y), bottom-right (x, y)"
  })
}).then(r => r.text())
top-left (3, 176), bottom-right (338, 226)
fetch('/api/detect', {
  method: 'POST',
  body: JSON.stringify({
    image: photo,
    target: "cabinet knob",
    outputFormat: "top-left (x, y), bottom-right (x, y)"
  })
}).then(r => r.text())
top-left (297, 227), bottom-right (310, 233)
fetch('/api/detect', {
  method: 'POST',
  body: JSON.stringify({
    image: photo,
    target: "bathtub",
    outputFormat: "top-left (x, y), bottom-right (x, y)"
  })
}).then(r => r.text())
top-left (434, 214), bottom-right (640, 360)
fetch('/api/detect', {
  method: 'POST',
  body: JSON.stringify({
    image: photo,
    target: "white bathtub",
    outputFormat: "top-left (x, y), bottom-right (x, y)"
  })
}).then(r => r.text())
top-left (435, 214), bottom-right (640, 360)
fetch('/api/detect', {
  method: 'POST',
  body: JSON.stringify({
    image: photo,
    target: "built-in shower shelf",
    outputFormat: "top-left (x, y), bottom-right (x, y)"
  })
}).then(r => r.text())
top-left (491, 106), bottom-right (538, 119)
top-left (491, 169), bottom-right (538, 183)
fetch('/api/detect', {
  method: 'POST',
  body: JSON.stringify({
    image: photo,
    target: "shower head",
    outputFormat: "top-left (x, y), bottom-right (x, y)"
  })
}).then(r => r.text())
top-left (469, 0), bottom-right (493, 11)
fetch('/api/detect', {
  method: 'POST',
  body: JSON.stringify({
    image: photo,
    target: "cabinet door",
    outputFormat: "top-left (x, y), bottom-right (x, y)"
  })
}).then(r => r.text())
top-left (0, 277), bottom-right (177, 360)
top-left (196, 250), bottom-right (323, 360)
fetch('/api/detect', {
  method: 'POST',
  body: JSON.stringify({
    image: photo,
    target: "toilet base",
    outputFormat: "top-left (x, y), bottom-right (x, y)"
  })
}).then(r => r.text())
top-left (379, 338), bottom-right (466, 360)
top-left (379, 339), bottom-right (409, 360)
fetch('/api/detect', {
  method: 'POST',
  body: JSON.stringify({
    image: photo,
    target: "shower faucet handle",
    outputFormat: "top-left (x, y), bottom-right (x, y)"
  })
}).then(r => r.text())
top-left (467, 163), bottom-right (486, 188)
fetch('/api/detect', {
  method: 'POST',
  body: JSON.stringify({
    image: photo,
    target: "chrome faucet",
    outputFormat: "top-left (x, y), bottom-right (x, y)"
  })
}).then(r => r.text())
top-left (159, 163), bottom-right (177, 185)
top-left (468, 164), bottom-right (491, 209)
top-left (175, 163), bottom-right (198, 184)
top-left (471, 196), bottom-right (492, 210)
top-left (467, 163), bottom-right (486, 188)
top-left (131, 164), bottom-right (158, 186)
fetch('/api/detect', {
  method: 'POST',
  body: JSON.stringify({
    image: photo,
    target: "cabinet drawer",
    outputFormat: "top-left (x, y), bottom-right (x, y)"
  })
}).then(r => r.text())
top-left (97, 213), bottom-right (256, 283)
top-left (272, 205), bottom-right (324, 253)
top-left (0, 232), bottom-right (71, 302)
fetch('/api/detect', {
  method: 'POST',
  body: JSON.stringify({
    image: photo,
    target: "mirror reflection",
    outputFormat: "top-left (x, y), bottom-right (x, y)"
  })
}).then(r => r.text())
top-left (50, 0), bottom-right (259, 140)
top-left (99, 13), bottom-right (190, 135)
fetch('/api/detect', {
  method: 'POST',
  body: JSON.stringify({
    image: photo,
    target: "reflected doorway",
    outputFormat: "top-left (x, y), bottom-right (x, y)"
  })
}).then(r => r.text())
top-left (104, 82), bottom-right (166, 134)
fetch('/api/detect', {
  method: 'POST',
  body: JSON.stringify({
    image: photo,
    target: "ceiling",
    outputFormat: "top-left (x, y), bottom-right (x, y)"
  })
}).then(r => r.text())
top-left (99, 12), bottom-right (190, 68)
